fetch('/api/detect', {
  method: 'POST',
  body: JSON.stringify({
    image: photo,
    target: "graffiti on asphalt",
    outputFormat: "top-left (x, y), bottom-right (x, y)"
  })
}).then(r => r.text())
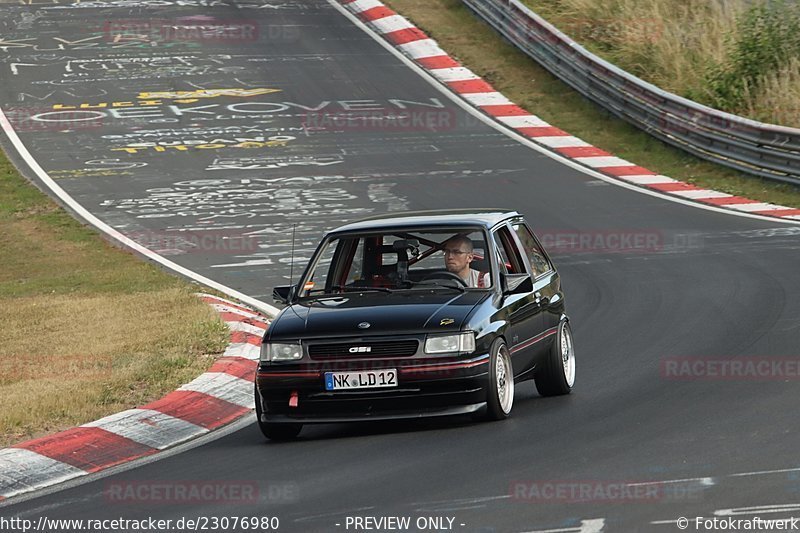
top-left (110, 135), bottom-right (297, 153)
top-left (206, 155), bottom-right (344, 170)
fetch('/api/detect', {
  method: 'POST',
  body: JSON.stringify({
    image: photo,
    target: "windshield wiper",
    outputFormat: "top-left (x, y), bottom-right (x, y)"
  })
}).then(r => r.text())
top-left (408, 281), bottom-right (466, 293)
top-left (307, 285), bottom-right (394, 295)
top-left (335, 285), bottom-right (395, 293)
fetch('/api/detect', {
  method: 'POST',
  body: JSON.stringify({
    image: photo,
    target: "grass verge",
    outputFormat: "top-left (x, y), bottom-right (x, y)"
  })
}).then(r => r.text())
top-left (0, 152), bottom-right (229, 447)
top-left (521, 0), bottom-right (800, 128)
top-left (383, 0), bottom-right (800, 209)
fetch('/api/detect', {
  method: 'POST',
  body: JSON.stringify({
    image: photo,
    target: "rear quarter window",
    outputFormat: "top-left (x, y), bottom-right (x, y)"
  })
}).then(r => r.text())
top-left (512, 222), bottom-right (552, 278)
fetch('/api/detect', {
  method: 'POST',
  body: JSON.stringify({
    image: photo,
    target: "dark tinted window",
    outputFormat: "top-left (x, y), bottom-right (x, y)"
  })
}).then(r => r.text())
top-left (493, 226), bottom-right (524, 274)
top-left (512, 222), bottom-right (551, 278)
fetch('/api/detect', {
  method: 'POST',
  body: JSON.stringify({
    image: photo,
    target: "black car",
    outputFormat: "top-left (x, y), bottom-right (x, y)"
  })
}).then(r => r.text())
top-left (256, 210), bottom-right (575, 440)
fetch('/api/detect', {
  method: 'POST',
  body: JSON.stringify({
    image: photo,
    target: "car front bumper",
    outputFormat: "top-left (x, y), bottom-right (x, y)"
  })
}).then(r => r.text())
top-left (255, 353), bottom-right (490, 423)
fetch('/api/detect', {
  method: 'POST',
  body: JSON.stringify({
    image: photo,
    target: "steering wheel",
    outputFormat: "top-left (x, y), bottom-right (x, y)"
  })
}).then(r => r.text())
top-left (421, 271), bottom-right (468, 287)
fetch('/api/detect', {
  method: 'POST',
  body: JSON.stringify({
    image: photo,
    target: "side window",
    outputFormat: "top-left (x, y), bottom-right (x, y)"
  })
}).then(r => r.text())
top-left (493, 226), bottom-right (524, 274)
top-left (301, 237), bottom-right (339, 296)
top-left (494, 247), bottom-right (508, 275)
top-left (512, 222), bottom-right (551, 278)
top-left (343, 239), bottom-right (365, 286)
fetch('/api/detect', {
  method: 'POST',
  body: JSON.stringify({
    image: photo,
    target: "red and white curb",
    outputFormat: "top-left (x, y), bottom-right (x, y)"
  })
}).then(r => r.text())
top-left (0, 294), bottom-right (266, 502)
top-left (339, 0), bottom-right (800, 221)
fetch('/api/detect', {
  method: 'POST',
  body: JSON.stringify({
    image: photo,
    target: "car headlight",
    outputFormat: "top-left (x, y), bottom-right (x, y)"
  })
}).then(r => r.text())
top-left (260, 342), bottom-right (303, 362)
top-left (424, 332), bottom-right (476, 354)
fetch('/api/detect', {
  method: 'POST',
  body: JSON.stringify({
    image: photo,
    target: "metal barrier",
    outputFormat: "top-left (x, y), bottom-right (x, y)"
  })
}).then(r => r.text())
top-left (463, 0), bottom-right (800, 185)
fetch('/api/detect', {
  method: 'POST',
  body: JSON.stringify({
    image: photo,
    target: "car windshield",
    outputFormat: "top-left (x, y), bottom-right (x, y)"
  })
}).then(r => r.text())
top-left (298, 228), bottom-right (493, 297)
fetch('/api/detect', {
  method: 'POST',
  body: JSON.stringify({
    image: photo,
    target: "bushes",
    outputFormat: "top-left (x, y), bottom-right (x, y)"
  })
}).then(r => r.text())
top-left (525, 0), bottom-right (800, 126)
top-left (704, 1), bottom-right (800, 113)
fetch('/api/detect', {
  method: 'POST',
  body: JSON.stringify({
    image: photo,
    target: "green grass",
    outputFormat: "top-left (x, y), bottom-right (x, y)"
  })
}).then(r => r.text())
top-left (385, 0), bottom-right (800, 208)
top-left (0, 152), bottom-right (230, 446)
top-left (521, 0), bottom-right (800, 128)
top-left (0, 156), bottom-right (190, 297)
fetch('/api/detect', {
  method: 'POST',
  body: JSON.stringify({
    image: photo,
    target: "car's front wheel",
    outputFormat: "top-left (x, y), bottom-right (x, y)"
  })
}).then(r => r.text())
top-left (486, 339), bottom-right (514, 420)
top-left (534, 320), bottom-right (576, 396)
top-left (255, 386), bottom-right (302, 441)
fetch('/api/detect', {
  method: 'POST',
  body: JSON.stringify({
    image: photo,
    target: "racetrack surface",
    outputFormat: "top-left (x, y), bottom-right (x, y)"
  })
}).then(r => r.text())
top-left (2, 1), bottom-right (800, 531)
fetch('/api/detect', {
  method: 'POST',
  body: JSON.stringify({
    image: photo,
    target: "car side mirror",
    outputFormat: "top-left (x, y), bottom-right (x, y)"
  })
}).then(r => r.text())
top-left (273, 284), bottom-right (296, 304)
top-left (501, 273), bottom-right (533, 295)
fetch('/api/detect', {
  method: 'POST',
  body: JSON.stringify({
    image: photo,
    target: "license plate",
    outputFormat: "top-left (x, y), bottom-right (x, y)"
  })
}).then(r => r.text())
top-left (324, 369), bottom-right (398, 391)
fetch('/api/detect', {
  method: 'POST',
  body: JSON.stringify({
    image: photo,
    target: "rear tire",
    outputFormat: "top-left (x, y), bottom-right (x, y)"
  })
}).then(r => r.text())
top-left (485, 339), bottom-right (514, 420)
top-left (534, 320), bottom-right (576, 397)
top-left (255, 385), bottom-right (302, 441)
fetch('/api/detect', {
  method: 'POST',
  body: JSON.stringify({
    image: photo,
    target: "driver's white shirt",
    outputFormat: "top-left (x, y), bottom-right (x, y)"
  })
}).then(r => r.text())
top-left (463, 269), bottom-right (490, 288)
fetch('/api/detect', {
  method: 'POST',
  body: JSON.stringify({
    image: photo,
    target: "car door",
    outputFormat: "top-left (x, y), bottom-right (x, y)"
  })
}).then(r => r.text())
top-left (493, 223), bottom-right (544, 378)
top-left (510, 219), bottom-right (561, 324)
top-left (509, 219), bottom-right (563, 366)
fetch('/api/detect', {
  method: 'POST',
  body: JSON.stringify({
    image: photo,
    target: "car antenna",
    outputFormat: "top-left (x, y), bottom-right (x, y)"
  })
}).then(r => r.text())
top-left (289, 223), bottom-right (296, 286)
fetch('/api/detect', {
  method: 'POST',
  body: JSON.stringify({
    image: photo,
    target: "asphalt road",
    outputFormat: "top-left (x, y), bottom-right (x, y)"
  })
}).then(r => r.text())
top-left (2, 1), bottom-right (800, 531)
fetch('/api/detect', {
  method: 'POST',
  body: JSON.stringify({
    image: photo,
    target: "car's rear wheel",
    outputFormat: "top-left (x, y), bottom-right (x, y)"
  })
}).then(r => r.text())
top-left (486, 339), bottom-right (514, 420)
top-left (535, 320), bottom-right (575, 396)
top-left (255, 386), bottom-right (302, 441)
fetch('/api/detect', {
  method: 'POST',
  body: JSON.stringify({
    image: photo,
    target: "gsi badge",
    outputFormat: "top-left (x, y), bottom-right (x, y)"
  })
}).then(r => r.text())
top-left (349, 347), bottom-right (372, 353)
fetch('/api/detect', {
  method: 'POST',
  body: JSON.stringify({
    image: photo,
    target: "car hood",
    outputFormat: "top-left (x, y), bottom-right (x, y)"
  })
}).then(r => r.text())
top-left (268, 291), bottom-right (489, 340)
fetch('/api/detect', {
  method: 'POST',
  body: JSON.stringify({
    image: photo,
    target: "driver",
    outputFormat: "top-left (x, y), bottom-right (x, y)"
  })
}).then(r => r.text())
top-left (442, 235), bottom-right (489, 288)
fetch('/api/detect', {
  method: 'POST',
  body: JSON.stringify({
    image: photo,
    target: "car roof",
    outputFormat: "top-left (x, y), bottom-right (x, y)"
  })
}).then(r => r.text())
top-left (328, 209), bottom-right (521, 234)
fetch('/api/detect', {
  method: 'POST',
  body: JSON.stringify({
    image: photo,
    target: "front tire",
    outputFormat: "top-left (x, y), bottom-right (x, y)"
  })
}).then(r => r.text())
top-left (535, 320), bottom-right (576, 396)
top-left (255, 385), bottom-right (302, 441)
top-left (486, 339), bottom-right (514, 420)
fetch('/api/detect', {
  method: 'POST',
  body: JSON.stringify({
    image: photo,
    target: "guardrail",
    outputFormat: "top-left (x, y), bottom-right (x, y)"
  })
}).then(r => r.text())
top-left (463, 0), bottom-right (800, 186)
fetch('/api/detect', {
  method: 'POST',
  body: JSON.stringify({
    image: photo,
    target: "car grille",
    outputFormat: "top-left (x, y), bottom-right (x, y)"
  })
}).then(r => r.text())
top-left (308, 340), bottom-right (419, 360)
